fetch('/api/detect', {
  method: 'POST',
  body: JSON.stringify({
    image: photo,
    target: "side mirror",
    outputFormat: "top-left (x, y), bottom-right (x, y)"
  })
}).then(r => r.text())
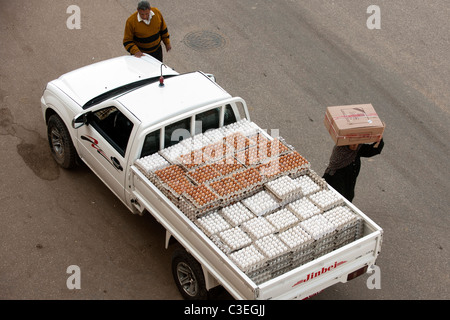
top-left (205, 73), bottom-right (216, 82)
top-left (72, 112), bottom-right (89, 129)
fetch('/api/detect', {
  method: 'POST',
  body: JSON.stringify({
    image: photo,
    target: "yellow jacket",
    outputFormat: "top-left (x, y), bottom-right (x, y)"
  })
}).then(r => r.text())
top-left (123, 8), bottom-right (170, 55)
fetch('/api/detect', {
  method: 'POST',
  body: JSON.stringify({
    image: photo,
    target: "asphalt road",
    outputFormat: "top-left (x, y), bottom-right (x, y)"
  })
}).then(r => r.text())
top-left (0, 0), bottom-right (449, 300)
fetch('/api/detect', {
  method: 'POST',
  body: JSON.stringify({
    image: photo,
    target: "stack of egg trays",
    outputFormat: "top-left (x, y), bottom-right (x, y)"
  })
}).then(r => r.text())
top-left (308, 189), bottom-right (345, 212)
top-left (180, 196), bottom-right (222, 222)
top-left (265, 175), bottom-right (304, 207)
top-left (324, 206), bottom-right (365, 250)
top-left (220, 202), bottom-right (255, 227)
top-left (279, 225), bottom-right (315, 269)
top-left (228, 244), bottom-right (267, 275)
top-left (265, 208), bottom-right (300, 233)
top-left (241, 216), bottom-right (277, 240)
top-left (241, 190), bottom-right (281, 217)
top-left (287, 197), bottom-right (322, 221)
top-left (216, 226), bottom-right (253, 254)
top-left (255, 234), bottom-right (292, 274)
top-left (214, 167), bottom-right (266, 207)
top-left (291, 170), bottom-right (326, 197)
top-left (194, 210), bottom-right (231, 238)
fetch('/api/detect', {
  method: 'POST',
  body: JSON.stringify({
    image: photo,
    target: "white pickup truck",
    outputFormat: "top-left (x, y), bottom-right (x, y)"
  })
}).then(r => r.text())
top-left (41, 55), bottom-right (383, 300)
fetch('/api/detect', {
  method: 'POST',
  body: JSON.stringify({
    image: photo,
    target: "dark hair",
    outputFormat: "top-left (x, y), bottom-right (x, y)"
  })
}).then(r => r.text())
top-left (137, 1), bottom-right (151, 10)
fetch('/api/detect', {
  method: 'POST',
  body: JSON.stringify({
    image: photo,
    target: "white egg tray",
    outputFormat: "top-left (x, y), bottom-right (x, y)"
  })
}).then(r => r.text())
top-left (265, 175), bottom-right (303, 201)
top-left (265, 208), bottom-right (299, 232)
top-left (294, 174), bottom-right (322, 196)
top-left (242, 190), bottom-right (280, 217)
top-left (308, 189), bottom-right (344, 211)
top-left (287, 197), bottom-right (321, 221)
top-left (279, 225), bottom-right (314, 252)
top-left (322, 206), bottom-right (359, 230)
top-left (194, 211), bottom-right (230, 237)
top-left (241, 217), bottom-right (277, 240)
top-left (228, 244), bottom-right (267, 273)
top-left (219, 227), bottom-right (253, 253)
top-left (300, 214), bottom-right (336, 240)
top-left (221, 202), bottom-right (255, 227)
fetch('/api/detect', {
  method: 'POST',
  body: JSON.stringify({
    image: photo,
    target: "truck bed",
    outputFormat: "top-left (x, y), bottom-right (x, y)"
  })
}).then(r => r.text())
top-left (130, 120), bottom-right (383, 299)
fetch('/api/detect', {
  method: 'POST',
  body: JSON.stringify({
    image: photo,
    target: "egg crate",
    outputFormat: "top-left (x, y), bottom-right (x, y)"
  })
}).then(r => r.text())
top-left (235, 146), bottom-right (264, 166)
top-left (287, 197), bottom-right (321, 221)
top-left (291, 253), bottom-right (315, 269)
top-left (300, 214), bottom-right (337, 240)
top-left (333, 234), bottom-right (358, 251)
top-left (333, 219), bottom-right (364, 244)
top-left (219, 184), bottom-right (264, 208)
top-left (155, 167), bottom-right (196, 199)
top-left (291, 241), bottom-right (315, 260)
top-left (292, 172), bottom-right (325, 197)
top-left (308, 189), bottom-right (344, 212)
top-left (232, 167), bottom-right (266, 192)
top-left (218, 226), bottom-right (253, 253)
top-left (179, 193), bottom-right (222, 221)
top-left (187, 163), bottom-right (223, 185)
top-left (277, 151), bottom-right (311, 176)
top-left (264, 175), bottom-right (304, 207)
top-left (202, 140), bottom-right (235, 163)
top-left (247, 269), bottom-right (272, 285)
top-left (211, 156), bottom-right (246, 176)
top-left (241, 217), bottom-right (277, 240)
top-left (209, 234), bottom-right (232, 254)
top-left (278, 225), bottom-right (315, 253)
top-left (256, 158), bottom-right (285, 180)
top-left (255, 234), bottom-right (290, 264)
top-left (224, 132), bottom-right (253, 152)
top-left (135, 153), bottom-right (170, 174)
top-left (175, 149), bottom-right (208, 170)
top-left (313, 242), bottom-right (335, 259)
top-left (241, 190), bottom-right (281, 217)
top-left (194, 210), bottom-right (231, 238)
top-left (270, 263), bottom-right (295, 280)
top-left (228, 244), bottom-right (267, 273)
top-left (220, 202), bottom-right (255, 227)
top-left (208, 176), bottom-right (246, 200)
top-left (221, 119), bottom-right (259, 139)
top-left (265, 208), bottom-right (300, 233)
top-left (135, 164), bottom-right (162, 188)
top-left (322, 206), bottom-right (361, 231)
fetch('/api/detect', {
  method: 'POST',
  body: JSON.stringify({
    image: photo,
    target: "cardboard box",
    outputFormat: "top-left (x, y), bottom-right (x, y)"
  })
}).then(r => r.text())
top-left (324, 104), bottom-right (385, 146)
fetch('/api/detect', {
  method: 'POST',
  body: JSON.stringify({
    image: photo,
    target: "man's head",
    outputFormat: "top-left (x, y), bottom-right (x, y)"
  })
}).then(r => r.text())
top-left (137, 1), bottom-right (151, 20)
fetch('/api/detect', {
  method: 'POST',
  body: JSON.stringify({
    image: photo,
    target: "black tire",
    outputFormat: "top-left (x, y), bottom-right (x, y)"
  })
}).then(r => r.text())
top-left (47, 114), bottom-right (77, 169)
top-left (171, 248), bottom-right (208, 300)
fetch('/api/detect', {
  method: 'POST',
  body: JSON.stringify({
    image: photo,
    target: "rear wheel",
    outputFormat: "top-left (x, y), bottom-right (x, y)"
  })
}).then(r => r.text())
top-left (47, 114), bottom-right (77, 169)
top-left (171, 248), bottom-right (208, 300)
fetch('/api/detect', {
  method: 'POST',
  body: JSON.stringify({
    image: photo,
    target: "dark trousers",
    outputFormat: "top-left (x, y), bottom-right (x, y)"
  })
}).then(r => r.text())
top-left (147, 45), bottom-right (163, 62)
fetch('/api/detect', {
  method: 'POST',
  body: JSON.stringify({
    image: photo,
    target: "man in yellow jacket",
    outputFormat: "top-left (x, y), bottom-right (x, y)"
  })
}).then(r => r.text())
top-left (123, 1), bottom-right (171, 61)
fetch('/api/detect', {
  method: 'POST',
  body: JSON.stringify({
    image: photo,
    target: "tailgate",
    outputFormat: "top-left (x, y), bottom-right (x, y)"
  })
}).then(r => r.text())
top-left (256, 221), bottom-right (382, 300)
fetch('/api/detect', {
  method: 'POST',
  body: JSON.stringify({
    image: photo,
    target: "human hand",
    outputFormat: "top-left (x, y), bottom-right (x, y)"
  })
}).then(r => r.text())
top-left (134, 51), bottom-right (144, 58)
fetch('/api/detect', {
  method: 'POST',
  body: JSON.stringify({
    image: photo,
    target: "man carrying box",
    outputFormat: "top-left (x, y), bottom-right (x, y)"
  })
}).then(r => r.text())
top-left (323, 104), bottom-right (385, 202)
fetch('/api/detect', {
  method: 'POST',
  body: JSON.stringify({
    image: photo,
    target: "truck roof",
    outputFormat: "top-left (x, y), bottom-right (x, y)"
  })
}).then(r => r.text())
top-left (53, 55), bottom-right (179, 106)
top-left (117, 71), bottom-right (232, 128)
top-left (52, 55), bottom-right (232, 128)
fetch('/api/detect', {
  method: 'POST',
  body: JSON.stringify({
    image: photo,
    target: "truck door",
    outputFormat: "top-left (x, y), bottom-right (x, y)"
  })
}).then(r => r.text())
top-left (76, 103), bottom-right (138, 202)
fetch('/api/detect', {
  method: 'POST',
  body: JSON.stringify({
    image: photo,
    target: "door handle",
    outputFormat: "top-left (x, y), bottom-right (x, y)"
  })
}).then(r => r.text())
top-left (111, 157), bottom-right (123, 171)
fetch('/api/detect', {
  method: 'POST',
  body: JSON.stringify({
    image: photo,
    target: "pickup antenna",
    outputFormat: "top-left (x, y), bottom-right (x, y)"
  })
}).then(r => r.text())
top-left (159, 63), bottom-right (167, 87)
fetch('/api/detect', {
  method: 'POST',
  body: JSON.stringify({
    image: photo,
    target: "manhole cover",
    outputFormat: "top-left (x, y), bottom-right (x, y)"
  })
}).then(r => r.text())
top-left (183, 31), bottom-right (226, 51)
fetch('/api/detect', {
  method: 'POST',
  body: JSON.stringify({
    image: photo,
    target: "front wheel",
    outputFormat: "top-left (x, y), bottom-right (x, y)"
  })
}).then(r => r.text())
top-left (171, 249), bottom-right (208, 300)
top-left (47, 114), bottom-right (77, 169)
